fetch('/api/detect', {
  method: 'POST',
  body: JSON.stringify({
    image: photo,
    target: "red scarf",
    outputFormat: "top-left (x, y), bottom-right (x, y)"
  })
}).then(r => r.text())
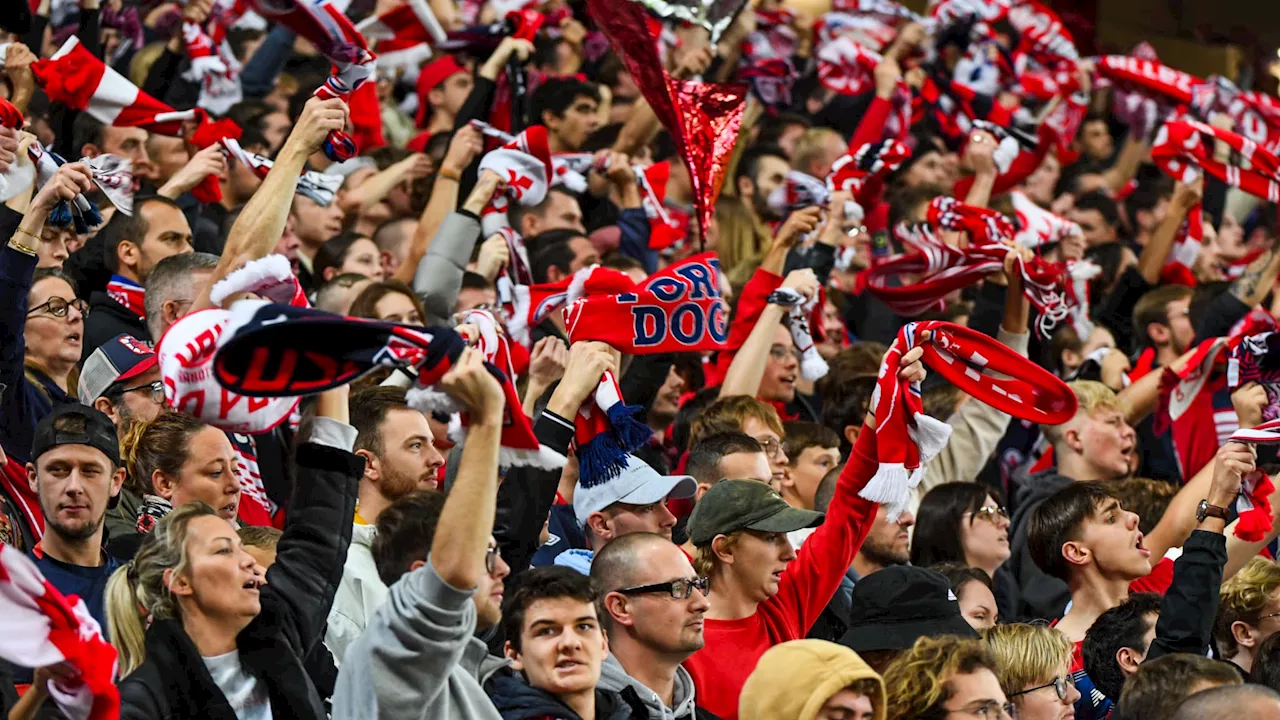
top-left (866, 321), bottom-right (1077, 518)
top-left (563, 254), bottom-right (729, 485)
top-left (1224, 419), bottom-right (1280, 542)
top-left (106, 275), bottom-right (146, 320)
top-left (508, 265), bottom-right (636, 349)
top-left (827, 139), bottom-right (911, 223)
top-left (1151, 119), bottom-right (1280, 245)
top-left (1094, 55), bottom-right (1200, 106)
top-left (1191, 76), bottom-right (1280, 156)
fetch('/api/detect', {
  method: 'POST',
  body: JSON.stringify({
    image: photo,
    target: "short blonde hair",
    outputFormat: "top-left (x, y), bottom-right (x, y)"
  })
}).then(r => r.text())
top-left (1216, 558), bottom-right (1280, 657)
top-left (792, 127), bottom-right (843, 173)
top-left (982, 624), bottom-right (1073, 699)
top-left (1041, 380), bottom-right (1122, 446)
top-left (883, 636), bottom-right (1000, 720)
top-left (689, 395), bottom-right (785, 448)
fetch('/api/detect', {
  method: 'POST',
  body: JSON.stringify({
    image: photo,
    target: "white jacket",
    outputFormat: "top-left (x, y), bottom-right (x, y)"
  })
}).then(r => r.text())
top-left (325, 522), bottom-right (388, 666)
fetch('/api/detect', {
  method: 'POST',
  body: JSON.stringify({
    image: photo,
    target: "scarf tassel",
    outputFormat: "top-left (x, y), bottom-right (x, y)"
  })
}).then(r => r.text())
top-left (48, 197), bottom-right (102, 233)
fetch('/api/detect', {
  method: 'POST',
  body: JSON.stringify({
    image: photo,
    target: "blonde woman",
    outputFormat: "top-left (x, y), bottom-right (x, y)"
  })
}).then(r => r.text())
top-left (106, 386), bottom-right (361, 719)
top-left (984, 624), bottom-right (1081, 720)
top-left (882, 636), bottom-right (1011, 720)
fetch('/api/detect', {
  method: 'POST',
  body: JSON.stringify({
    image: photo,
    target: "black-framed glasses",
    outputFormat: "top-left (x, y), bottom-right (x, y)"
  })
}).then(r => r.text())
top-left (971, 505), bottom-right (1009, 524)
top-left (27, 296), bottom-right (89, 318)
top-left (1009, 676), bottom-right (1070, 702)
top-left (616, 577), bottom-right (709, 600)
top-left (118, 380), bottom-right (165, 404)
top-left (486, 545), bottom-right (501, 575)
top-left (1258, 611), bottom-right (1280, 622)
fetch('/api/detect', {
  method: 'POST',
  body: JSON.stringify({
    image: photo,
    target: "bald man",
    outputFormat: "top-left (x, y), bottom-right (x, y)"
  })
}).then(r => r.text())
top-left (591, 533), bottom-right (711, 720)
top-left (1170, 684), bottom-right (1280, 720)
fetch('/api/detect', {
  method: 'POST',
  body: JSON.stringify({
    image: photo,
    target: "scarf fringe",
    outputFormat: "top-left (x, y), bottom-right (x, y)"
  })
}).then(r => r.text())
top-left (801, 352), bottom-right (830, 382)
top-left (910, 412), bottom-right (953, 463)
top-left (860, 462), bottom-right (910, 507)
top-left (405, 386), bottom-right (460, 415)
top-left (210, 254), bottom-right (294, 306)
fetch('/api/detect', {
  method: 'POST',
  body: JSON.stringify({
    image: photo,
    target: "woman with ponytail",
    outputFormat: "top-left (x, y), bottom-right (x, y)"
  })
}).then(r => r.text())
top-left (107, 386), bottom-right (361, 719)
top-left (108, 412), bottom-right (241, 561)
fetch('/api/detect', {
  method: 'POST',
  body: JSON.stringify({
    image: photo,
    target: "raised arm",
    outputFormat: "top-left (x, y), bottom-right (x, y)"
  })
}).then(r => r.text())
top-left (1102, 135), bottom-right (1149, 195)
top-left (1137, 178), bottom-right (1199, 285)
top-left (261, 385), bottom-right (362, 658)
top-left (191, 97), bottom-right (349, 313)
top-left (719, 268), bottom-right (818, 399)
top-left (412, 170), bottom-right (503, 326)
top-left (393, 126), bottom-right (482, 286)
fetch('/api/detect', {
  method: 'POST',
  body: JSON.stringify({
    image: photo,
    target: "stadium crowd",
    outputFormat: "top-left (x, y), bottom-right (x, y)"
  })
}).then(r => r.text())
top-left (4, 0), bottom-right (1280, 718)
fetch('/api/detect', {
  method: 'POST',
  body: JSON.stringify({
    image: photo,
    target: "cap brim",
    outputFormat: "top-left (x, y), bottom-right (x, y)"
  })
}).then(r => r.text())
top-left (745, 506), bottom-right (825, 534)
top-left (839, 614), bottom-right (978, 653)
top-left (615, 473), bottom-right (698, 506)
top-left (116, 354), bottom-right (158, 383)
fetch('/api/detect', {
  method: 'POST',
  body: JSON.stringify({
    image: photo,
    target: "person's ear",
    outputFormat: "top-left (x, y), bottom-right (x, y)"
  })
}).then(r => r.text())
top-left (118, 239), bottom-right (140, 272)
top-left (26, 462), bottom-right (37, 494)
top-left (504, 640), bottom-right (523, 669)
top-left (541, 109), bottom-right (560, 132)
top-left (1061, 349), bottom-right (1082, 373)
top-left (1116, 646), bottom-right (1145, 676)
top-left (409, 559), bottom-right (425, 573)
top-left (603, 592), bottom-right (633, 628)
top-left (586, 512), bottom-right (612, 541)
top-left (844, 425), bottom-right (860, 446)
top-left (1147, 322), bottom-right (1171, 346)
top-left (93, 397), bottom-right (119, 424)
top-left (164, 566), bottom-right (193, 598)
top-left (355, 449), bottom-right (379, 483)
top-left (111, 467), bottom-right (125, 499)
top-left (1233, 620), bottom-right (1260, 652)
top-left (427, 87), bottom-right (445, 108)
top-left (152, 470), bottom-right (178, 500)
top-left (736, 176), bottom-right (754, 199)
top-left (81, 144), bottom-right (101, 159)
top-left (1061, 539), bottom-right (1091, 569)
top-left (711, 534), bottom-right (735, 565)
top-left (323, 267), bottom-right (338, 282)
top-left (1064, 426), bottom-right (1085, 454)
top-left (546, 266), bottom-right (566, 283)
top-left (695, 482), bottom-right (713, 502)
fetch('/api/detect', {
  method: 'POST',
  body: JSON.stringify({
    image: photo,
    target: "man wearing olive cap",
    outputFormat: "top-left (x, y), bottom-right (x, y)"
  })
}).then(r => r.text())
top-left (681, 344), bottom-right (928, 720)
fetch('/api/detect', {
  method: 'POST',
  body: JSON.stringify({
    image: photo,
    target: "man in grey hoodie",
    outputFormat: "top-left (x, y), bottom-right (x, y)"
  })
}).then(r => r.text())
top-left (590, 533), bottom-right (720, 720)
top-left (331, 348), bottom-right (510, 719)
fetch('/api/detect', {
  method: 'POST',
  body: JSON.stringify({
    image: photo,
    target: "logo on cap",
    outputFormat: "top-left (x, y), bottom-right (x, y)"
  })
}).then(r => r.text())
top-left (118, 335), bottom-right (153, 356)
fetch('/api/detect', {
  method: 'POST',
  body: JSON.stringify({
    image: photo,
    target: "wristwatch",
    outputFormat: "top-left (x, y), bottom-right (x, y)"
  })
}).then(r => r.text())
top-left (1196, 499), bottom-right (1230, 523)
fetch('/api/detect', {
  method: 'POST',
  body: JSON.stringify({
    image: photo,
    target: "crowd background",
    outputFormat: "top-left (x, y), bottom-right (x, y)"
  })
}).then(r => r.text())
top-left (4, 0), bottom-right (1280, 718)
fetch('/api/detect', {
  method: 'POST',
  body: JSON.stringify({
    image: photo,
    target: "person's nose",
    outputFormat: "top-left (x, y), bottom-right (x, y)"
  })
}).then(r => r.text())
top-left (780, 538), bottom-right (797, 562)
top-left (1126, 511), bottom-right (1139, 531)
top-left (689, 586), bottom-right (710, 613)
top-left (67, 303), bottom-right (84, 324)
top-left (493, 552), bottom-right (510, 581)
top-left (1066, 680), bottom-right (1081, 704)
top-left (899, 510), bottom-right (916, 529)
top-left (658, 502), bottom-right (677, 530)
top-left (425, 444), bottom-right (445, 471)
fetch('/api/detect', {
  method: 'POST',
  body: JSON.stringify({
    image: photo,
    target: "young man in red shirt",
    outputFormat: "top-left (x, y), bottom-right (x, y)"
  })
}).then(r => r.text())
top-left (679, 343), bottom-right (925, 720)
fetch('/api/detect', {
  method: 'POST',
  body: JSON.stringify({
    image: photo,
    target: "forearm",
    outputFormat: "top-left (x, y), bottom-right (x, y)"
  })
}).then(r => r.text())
top-left (1117, 366), bottom-right (1163, 426)
top-left (339, 166), bottom-right (410, 215)
top-left (1231, 247), bottom-right (1280, 308)
top-left (613, 97), bottom-right (662, 157)
top-left (1138, 203), bottom-right (1189, 284)
top-left (719, 304), bottom-right (786, 398)
top-left (1002, 274), bottom-right (1029, 334)
top-left (241, 25), bottom-right (297, 98)
top-left (963, 171), bottom-right (997, 209)
top-left (431, 420), bottom-right (501, 589)
top-left (1145, 458), bottom-right (1218, 562)
top-left (1147, 530), bottom-right (1227, 661)
top-left (8, 683), bottom-right (49, 720)
top-left (1103, 136), bottom-right (1148, 194)
top-left (394, 178), bottom-right (459, 286)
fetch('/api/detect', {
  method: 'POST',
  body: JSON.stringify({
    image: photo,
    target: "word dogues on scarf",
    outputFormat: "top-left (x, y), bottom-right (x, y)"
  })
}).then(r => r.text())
top-left (564, 252), bottom-right (730, 353)
top-left (866, 321), bottom-right (1077, 519)
top-left (212, 302), bottom-right (564, 469)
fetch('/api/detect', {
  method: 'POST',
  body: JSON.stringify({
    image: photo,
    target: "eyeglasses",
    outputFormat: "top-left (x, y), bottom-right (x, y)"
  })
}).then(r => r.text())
top-left (1257, 611), bottom-right (1280, 622)
top-left (118, 380), bottom-right (165, 404)
top-left (486, 545), bottom-right (501, 575)
top-left (768, 345), bottom-right (801, 362)
top-left (971, 505), bottom-right (1009, 525)
top-left (27, 296), bottom-right (89, 318)
top-left (1009, 675), bottom-right (1070, 702)
top-left (616, 577), bottom-right (710, 600)
top-left (754, 436), bottom-right (785, 460)
top-left (947, 700), bottom-right (1017, 719)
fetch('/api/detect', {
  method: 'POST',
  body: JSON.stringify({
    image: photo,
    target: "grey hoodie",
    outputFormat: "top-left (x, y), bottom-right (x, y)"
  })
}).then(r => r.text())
top-left (413, 211), bottom-right (481, 326)
top-left (330, 558), bottom-right (509, 719)
top-left (597, 654), bottom-right (698, 720)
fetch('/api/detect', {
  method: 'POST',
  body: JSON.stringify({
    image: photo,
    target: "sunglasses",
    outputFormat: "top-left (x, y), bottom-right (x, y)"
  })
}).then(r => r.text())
top-left (971, 505), bottom-right (1009, 524)
top-left (616, 577), bottom-right (710, 600)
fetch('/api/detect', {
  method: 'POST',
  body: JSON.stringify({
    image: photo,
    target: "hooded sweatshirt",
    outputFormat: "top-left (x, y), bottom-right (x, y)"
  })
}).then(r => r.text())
top-left (1006, 469), bottom-right (1074, 622)
top-left (485, 670), bottom-right (648, 720)
top-left (738, 640), bottom-right (885, 720)
top-left (597, 654), bottom-right (699, 720)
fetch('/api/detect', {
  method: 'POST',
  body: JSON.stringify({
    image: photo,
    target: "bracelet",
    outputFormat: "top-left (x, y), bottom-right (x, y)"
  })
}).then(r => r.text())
top-left (7, 238), bottom-right (37, 256)
top-left (15, 227), bottom-right (41, 243)
top-left (438, 167), bottom-right (461, 182)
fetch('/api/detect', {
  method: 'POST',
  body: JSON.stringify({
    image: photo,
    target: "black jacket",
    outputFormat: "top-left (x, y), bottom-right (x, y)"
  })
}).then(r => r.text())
top-left (1145, 529), bottom-right (1228, 662)
top-left (82, 291), bottom-right (149, 362)
top-left (117, 442), bottom-right (362, 719)
top-left (486, 671), bottom-right (649, 720)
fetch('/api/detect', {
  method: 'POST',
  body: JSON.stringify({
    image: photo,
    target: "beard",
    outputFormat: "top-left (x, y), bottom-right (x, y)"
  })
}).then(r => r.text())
top-left (380, 462), bottom-right (429, 500)
top-left (46, 509), bottom-right (104, 541)
top-left (859, 532), bottom-right (909, 569)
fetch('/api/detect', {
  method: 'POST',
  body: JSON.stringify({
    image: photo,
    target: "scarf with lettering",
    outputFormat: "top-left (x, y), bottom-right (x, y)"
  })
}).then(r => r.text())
top-left (562, 254), bottom-right (729, 485)
top-left (1190, 76), bottom-right (1280, 155)
top-left (212, 302), bottom-right (564, 469)
top-left (867, 320), bottom-right (1077, 519)
top-left (106, 275), bottom-right (146, 320)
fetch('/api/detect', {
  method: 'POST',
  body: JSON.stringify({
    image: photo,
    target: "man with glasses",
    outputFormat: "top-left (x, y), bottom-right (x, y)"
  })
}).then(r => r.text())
top-left (591, 532), bottom-right (715, 719)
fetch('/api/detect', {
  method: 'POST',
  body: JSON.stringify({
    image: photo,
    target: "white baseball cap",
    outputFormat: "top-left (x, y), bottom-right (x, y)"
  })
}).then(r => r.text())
top-left (573, 454), bottom-right (697, 527)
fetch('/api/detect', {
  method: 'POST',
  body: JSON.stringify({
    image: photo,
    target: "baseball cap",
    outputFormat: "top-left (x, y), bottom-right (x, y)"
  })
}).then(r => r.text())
top-left (838, 565), bottom-right (978, 654)
top-left (415, 55), bottom-right (467, 126)
top-left (78, 333), bottom-right (157, 405)
top-left (32, 404), bottom-right (122, 469)
top-left (573, 454), bottom-right (697, 527)
top-left (686, 480), bottom-right (824, 547)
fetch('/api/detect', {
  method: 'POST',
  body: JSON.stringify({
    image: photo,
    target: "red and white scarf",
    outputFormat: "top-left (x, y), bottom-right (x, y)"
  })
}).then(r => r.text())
top-left (866, 320), bottom-right (1077, 518)
top-left (0, 546), bottom-right (118, 720)
top-left (106, 274), bottom-right (146, 320)
top-left (494, 228), bottom-right (534, 344)
top-left (1222, 417), bottom-right (1280, 542)
top-left (768, 286), bottom-right (828, 381)
top-left (827, 139), bottom-right (911, 224)
top-left (477, 126), bottom-right (554, 237)
top-left (1151, 119), bottom-right (1280, 246)
top-left (182, 19), bottom-right (243, 115)
top-left (1191, 76), bottom-right (1280, 155)
top-left (508, 265), bottom-right (637, 349)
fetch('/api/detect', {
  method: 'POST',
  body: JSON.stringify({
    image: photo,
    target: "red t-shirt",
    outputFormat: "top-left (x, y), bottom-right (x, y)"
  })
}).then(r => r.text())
top-left (682, 428), bottom-right (881, 719)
